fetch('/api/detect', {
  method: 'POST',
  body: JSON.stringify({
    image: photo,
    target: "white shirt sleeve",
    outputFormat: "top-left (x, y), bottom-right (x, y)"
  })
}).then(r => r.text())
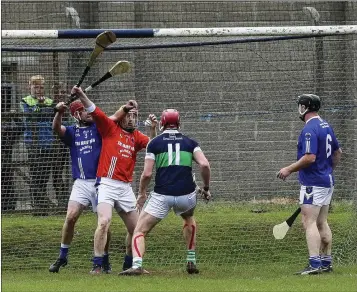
top-left (145, 152), bottom-right (155, 160)
top-left (193, 146), bottom-right (202, 153)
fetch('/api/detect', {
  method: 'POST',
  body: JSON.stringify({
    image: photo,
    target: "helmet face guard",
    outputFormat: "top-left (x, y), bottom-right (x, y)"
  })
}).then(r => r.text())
top-left (119, 109), bottom-right (138, 132)
top-left (298, 103), bottom-right (309, 119)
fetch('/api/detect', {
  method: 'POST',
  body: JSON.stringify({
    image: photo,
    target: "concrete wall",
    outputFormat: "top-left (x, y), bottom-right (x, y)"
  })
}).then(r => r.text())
top-left (1, 1), bottom-right (356, 204)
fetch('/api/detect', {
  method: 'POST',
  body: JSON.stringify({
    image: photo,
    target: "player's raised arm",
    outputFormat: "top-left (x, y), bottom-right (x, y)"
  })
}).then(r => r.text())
top-left (144, 114), bottom-right (158, 140)
top-left (71, 86), bottom-right (94, 110)
top-left (109, 100), bottom-right (138, 122)
top-left (52, 102), bottom-right (67, 137)
top-left (70, 86), bottom-right (114, 137)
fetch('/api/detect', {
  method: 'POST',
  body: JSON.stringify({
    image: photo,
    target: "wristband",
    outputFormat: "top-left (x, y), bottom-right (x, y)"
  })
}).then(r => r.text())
top-left (85, 103), bottom-right (96, 113)
top-left (203, 186), bottom-right (209, 192)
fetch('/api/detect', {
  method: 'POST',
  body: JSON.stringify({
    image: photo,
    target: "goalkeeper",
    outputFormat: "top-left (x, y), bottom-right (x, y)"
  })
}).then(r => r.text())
top-left (277, 94), bottom-right (342, 275)
top-left (119, 109), bottom-right (211, 276)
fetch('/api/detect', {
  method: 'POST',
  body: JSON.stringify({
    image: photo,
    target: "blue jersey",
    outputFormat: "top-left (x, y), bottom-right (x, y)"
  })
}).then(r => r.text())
top-left (297, 116), bottom-right (340, 187)
top-left (61, 123), bottom-right (102, 180)
top-left (146, 130), bottom-right (200, 196)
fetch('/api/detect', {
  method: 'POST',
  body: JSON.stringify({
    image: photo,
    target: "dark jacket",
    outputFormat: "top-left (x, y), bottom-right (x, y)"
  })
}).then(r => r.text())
top-left (20, 95), bottom-right (54, 149)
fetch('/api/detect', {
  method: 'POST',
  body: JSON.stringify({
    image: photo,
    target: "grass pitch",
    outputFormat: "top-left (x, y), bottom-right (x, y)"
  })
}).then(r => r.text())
top-left (2, 202), bottom-right (357, 291)
top-left (2, 264), bottom-right (357, 292)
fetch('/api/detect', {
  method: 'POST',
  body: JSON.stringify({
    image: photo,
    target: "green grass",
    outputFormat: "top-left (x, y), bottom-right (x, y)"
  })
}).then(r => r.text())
top-left (2, 264), bottom-right (357, 292)
top-left (2, 203), bottom-right (357, 291)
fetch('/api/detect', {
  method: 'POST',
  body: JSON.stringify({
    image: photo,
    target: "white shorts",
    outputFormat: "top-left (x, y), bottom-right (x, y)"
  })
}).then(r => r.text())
top-left (144, 191), bottom-right (197, 219)
top-left (96, 177), bottom-right (136, 213)
top-left (299, 185), bottom-right (334, 207)
top-left (69, 179), bottom-right (97, 212)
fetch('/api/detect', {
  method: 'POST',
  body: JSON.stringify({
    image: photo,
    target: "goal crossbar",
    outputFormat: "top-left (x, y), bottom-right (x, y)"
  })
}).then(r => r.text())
top-left (2, 25), bottom-right (357, 39)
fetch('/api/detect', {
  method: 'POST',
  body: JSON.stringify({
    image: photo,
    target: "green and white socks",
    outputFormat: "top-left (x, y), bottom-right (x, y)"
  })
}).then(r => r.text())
top-left (132, 257), bottom-right (143, 269)
top-left (186, 250), bottom-right (196, 264)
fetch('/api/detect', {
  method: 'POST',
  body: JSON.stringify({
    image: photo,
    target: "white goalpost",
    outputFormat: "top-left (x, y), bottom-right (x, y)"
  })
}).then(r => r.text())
top-left (2, 25), bottom-right (357, 38)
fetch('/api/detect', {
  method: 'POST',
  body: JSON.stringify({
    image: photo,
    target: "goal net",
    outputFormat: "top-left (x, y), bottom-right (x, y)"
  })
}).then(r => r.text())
top-left (1, 1), bottom-right (356, 271)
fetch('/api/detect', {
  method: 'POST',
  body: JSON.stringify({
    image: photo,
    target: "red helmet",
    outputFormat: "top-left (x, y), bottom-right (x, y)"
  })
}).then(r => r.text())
top-left (69, 100), bottom-right (84, 116)
top-left (160, 109), bottom-right (180, 130)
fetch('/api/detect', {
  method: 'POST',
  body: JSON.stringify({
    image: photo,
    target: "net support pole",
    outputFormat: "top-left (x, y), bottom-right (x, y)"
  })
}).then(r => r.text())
top-left (303, 6), bottom-right (324, 97)
top-left (2, 25), bottom-right (357, 39)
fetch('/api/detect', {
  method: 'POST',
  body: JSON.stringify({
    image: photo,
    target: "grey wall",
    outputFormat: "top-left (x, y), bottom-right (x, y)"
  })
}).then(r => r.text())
top-left (1, 1), bottom-right (356, 205)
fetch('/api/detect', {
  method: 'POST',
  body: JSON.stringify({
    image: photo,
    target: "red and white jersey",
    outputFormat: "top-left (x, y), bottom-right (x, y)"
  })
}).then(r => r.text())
top-left (91, 107), bottom-right (149, 182)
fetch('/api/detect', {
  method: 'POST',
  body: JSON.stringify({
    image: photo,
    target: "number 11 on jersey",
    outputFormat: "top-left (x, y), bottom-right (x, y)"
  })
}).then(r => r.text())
top-left (168, 143), bottom-right (180, 166)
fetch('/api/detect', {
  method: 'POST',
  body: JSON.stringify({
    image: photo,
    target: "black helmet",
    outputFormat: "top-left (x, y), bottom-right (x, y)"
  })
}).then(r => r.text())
top-left (297, 94), bottom-right (321, 112)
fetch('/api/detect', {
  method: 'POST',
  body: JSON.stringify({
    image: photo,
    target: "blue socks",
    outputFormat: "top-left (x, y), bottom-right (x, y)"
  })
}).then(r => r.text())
top-left (93, 256), bottom-right (103, 266)
top-left (309, 255), bottom-right (332, 268)
top-left (59, 243), bottom-right (69, 259)
top-left (123, 255), bottom-right (133, 271)
top-left (103, 253), bottom-right (109, 265)
top-left (309, 255), bottom-right (321, 268)
top-left (321, 255), bottom-right (332, 267)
